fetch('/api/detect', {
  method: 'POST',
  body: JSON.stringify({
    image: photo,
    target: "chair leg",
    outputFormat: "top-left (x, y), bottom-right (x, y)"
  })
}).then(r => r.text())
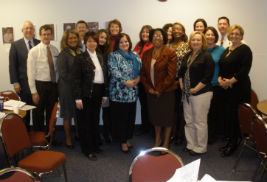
top-left (253, 159), bottom-right (264, 181)
top-left (62, 163), bottom-right (68, 182)
top-left (232, 144), bottom-right (246, 173)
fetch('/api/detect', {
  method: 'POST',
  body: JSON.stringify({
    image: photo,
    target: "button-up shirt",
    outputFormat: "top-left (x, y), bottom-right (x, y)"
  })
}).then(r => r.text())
top-left (27, 42), bottom-right (59, 93)
top-left (88, 50), bottom-right (104, 84)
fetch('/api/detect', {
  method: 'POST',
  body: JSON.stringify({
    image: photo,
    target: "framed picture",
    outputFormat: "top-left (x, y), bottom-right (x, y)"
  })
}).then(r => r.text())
top-left (47, 24), bottom-right (56, 41)
top-left (87, 22), bottom-right (99, 32)
top-left (2, 27), bottom-right (14, 44)
top-left (63, 23), bottom-right (75, 32)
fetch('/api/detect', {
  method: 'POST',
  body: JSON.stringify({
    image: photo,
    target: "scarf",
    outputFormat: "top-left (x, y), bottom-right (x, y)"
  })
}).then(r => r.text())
top-left (117, 49), bottom-right (140, 79)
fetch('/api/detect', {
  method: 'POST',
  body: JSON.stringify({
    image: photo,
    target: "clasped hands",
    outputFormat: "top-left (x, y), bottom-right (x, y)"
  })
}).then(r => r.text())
top-left (124, 76), bottom-right (140, 88)
top-left (148, 89), bottom-right (160, 96)
top-left (219, 78), bottom-right (232, 90)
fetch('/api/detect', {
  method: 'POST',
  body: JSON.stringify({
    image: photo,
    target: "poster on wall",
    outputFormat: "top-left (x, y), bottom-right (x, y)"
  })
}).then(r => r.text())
top-left (87, 22), bottom-right (99, 32)
top-left (2, 27), bottom-right (14, 44)
top-left (47, 24), bottom-right (56, 41)
top-left (63, 23), bottom-right (75, 32)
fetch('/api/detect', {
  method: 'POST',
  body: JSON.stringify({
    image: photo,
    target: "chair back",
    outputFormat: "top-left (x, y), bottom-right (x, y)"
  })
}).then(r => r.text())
top-left (0, 90), bottom-right (20, 101)
top-left (48, 102), bottom-right (58, 143)
top-left (253, 114), bottom-right (267, 154)
top-left (250, 89), bottom-right (259, 108)
top-left (238, 103), bottom-right (257, 139)
top-left (129, 147), bottom-right (183, 182)
top-left (0, 167), bottom-right (38, 182)
top-left (1, 114), bottom-right (32, 158)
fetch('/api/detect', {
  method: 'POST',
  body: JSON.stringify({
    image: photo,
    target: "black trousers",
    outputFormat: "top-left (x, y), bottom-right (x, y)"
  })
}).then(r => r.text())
top-left (110, 101), bottom-right (136, 143)
top-left (76, 84), bottom-right (103, 155)
top-left (207, 86), bottom-right (224, 140)
top-left (32, 81), bottom-right (58, 132)
top-left (174, 88), bottom-right (185, 140)
top-left (138, 82), bottom-right (150, 130)
top-left (19, 90), bottom-right (33, 131)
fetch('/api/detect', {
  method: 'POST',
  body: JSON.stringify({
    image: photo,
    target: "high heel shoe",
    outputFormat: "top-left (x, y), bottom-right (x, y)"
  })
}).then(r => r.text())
top-left (221, 144), bottom-right (237, 157)
top-left (219, 142), bottom-right (230, 152)
top-left (66, 144), bottom-right (74, 149)
top-left (121, 143), bottom-right (129, 153)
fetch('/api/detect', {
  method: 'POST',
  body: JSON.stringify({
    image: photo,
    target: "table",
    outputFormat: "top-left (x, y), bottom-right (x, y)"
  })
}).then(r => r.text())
top-left (257, 99), bottom-right (267, 116)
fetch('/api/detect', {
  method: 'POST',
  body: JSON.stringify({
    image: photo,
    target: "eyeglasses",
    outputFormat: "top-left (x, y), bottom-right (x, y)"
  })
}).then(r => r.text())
top-left (153, 34), bottom-right (163, 38)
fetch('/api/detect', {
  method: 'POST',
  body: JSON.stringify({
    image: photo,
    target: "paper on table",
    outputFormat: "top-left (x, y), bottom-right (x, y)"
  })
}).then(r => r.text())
top-left (20, 105), bottom-right (36, 111)
top-left (4, 100), bottom-right (26, 110)
top-left (167, 159), bottom-right (201, 182)
top-left (0, 112), bottom-right (6, 119)
top-left (199, 174), bottom-right (217, 182)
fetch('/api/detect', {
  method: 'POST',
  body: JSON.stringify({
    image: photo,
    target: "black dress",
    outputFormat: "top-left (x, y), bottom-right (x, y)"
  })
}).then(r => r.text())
top-left (218, 44), bottom-right (252, 145)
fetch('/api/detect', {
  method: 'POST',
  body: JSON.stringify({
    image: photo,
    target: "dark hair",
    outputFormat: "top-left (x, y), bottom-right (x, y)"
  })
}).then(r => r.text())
top-left (84, 31), bottom-right (98, 45)
top-left (162, 23), bottom-right (173, 32)
top-left (204, 26), bottom-right (219, 43)
top-left (193, 18), bottom-right (207, 31)
top-left (218, 16), bottom-right (230, 25)
top-left (172, 22), bottom-right (188, 42)
top-left (76, 20), bottom-right (88, 28)
top-left (39, 24), bottom-right (52, 35)
top-left (114, 33), bottom-right (132, 52)
top-left (149, 28), bottom-right (168, 45)
top-left (108, 19), bottom-right (122, 34)
top-left (96, 29), bottom-right (112, 55)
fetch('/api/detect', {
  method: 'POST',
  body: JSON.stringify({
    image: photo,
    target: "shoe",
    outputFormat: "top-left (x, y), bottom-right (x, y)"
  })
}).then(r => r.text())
top-left (121, 143), bottom-right (129, 153)
top-left (75, 136), bottom-right (80, 141)
top-left (127, 141), bottom-right (133, 148)
top-left (221, 145), bottom-right (237, 157)
top-left (88, 153), bottom-right (97, 161)
top-left (94, 148), bottom-right (103, 153)
top-left (184, 147), bottom-right (191, 152)
top-left (104, 135), bottom-right (112, 143)
top-left (66, 144), bottom-right (74, 149)
top-left (208, 138), bottom-right (216, 145)
top-left (219, 142), bottom-right (230, 152)
top-left (189, 150), bottom-right (204, 156)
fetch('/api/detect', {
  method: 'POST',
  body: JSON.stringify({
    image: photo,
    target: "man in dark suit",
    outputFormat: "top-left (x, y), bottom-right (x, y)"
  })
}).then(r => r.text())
top-left (9, 21), bottom-right (40, 130)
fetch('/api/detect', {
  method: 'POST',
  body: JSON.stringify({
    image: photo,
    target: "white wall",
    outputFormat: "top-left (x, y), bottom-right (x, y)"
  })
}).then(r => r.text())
top-left (0, 0), bottom-right (266, 99)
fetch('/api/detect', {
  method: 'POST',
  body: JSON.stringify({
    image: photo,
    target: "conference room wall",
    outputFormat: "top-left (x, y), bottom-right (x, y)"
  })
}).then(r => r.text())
top-left (0, 0), bottom-right (266, 123)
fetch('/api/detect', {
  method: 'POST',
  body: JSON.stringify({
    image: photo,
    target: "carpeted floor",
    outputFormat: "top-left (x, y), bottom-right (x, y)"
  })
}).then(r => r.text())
top-left (0, 128), bottom-right (266, 182)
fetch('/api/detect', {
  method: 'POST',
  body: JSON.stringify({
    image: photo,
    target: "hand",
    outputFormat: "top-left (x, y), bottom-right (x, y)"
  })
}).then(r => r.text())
top-left (219, 78), bottom-right (229, 90)
top-left (125, 80), bottom-right (135, 88)
top-left (76, 101), bottom-right (83, 110)
top-left (102, 98), bottom-right (108, 105)
top-left (14, 84), bottom-right (21, 94)
top-left (32, 93), bottom-right (39, 105)
top-left (190, 88), bottom-right (198, 94)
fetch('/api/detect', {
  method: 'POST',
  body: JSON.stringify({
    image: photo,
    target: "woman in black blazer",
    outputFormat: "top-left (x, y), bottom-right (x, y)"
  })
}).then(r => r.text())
top-left (72, 32), bottom-right (108, 161)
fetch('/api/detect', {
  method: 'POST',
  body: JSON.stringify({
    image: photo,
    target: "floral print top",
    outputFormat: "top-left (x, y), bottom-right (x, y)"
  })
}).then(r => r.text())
top-left (107, 50), bottom-right (142, 103)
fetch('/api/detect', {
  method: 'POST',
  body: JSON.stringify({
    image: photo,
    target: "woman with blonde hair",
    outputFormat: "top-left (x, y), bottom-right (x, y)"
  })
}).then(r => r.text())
top-left (57, 29), bottom-right (82, 148)
top-left (178, 31), bottom-right (214, 155)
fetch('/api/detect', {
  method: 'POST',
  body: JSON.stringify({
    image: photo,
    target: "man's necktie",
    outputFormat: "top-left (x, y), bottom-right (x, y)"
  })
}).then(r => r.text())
top-left (47, 46), bottom-right (56, 83)
top-left (28, 40), bottom-right (32, 49)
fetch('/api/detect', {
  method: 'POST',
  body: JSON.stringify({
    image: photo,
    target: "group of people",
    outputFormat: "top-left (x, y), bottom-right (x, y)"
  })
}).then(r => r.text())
top-left (9, 16), bottom-right (252, 160)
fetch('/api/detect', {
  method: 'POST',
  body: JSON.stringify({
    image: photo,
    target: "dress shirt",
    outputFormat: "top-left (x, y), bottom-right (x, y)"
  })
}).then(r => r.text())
top-left (88, 50), bottom-right (104, 84)
top-left (24, 37), bottom-right (34, 51)
top-left (216, 34), bottom-right (231, 49)
top-left (27, 42), bottom-right (59, 93)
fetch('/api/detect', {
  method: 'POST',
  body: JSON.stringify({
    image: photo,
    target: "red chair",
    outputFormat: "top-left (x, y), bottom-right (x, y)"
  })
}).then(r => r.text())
top-left (232, 103), bottom-right (258, 172)
top-left (0, 167), bottom-right (39, 182)
top-left (250, 89), bottom-right (259, 109)
top-left (0, 90), bottom-right (20, 101)
top-left (129, 147), bottom-right (183, 182)
top-left (252, 114), bottom-right (267, 181)
top-left (28, 102), bottom-right (59, 148)
top-left (1, 113), bottom-right (67, 181)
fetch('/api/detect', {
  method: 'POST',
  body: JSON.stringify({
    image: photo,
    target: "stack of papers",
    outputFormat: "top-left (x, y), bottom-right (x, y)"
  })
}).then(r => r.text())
top-left (4, 99), bottom-right (26, 110)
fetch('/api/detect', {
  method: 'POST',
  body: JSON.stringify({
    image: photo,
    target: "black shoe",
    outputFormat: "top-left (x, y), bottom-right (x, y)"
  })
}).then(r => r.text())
top-left (219, 142), bottom-right (230, 152)
top-left (208, 138), bottom-right (216, 145)
top-left (189, 150), bottom-right (204, 156)
top-left (221, 145), bottom-right (237, 157)
top-left (175, 138), bottom-right (183, 145)
top-left (104, 135), bottom-right (112, 144)
top-left (88, 153), bottom-right (97, 161)
top-left (183, 147), bottom-right (191, 152)
top-left (75, 136), bottom-right (80, 141)
top-left (66, 144), bottom-right (74, 149)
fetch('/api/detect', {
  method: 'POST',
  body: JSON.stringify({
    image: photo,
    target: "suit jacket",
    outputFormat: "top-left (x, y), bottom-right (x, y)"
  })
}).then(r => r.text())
top-left (9, 38), bottom-right (40, 94)
top-left (141, 45), bottom-right (177, 93)
top-left (72, 51), bottom-right (108, 100)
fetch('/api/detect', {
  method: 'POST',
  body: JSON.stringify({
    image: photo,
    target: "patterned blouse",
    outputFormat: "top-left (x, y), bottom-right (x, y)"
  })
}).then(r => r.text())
top-left (169, 42), bottom-right (191, 73)
top-left (107, 51), bottom-right (142, 103)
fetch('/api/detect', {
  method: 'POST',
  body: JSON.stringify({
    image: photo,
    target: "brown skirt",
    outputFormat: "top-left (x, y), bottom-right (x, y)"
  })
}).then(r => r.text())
top-left (147, 90), bottom-right (176, 127)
